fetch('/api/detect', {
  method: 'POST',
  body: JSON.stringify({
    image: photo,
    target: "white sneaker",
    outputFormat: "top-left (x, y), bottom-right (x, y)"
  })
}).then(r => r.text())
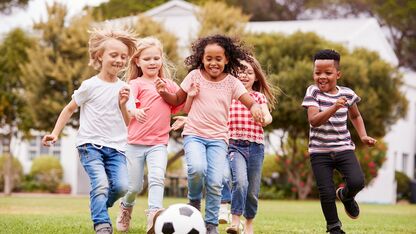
top-left (218, 204), bottom-right (230, 224)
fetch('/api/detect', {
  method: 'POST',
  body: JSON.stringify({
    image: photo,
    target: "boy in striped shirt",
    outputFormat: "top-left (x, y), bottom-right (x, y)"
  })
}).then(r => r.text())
top-left (302, 49), bottom-right (376, 234)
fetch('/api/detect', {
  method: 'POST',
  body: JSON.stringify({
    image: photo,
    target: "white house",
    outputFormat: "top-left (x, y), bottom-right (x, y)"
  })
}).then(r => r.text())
top-left (11, 0), bottom-right (415, 203)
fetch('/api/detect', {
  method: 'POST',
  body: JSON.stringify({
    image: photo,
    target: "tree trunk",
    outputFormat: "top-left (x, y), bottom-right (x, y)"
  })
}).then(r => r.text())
top-left (3, 133), bottom-right (13, 195)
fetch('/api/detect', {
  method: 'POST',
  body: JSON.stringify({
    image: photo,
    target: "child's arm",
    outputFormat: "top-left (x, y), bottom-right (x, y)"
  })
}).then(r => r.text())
top-left (155, 78), bottom-right (187, 106)
top-left (239, 93), bottom-right (264, 124)
top-left (261, 103), bottom-right (273, 126)
top-left (349, 103), bottom-right (377, 146)
top-left (42, 100), bottom-right (78, 146)
top-left (307, 96), bottom-right (347, 127)
top-left (171, 116), bottom-right (187, 131)
top-left (119, 86), bottom-right (131, 126)
top-left (183, 82), bottom-right (200, 113)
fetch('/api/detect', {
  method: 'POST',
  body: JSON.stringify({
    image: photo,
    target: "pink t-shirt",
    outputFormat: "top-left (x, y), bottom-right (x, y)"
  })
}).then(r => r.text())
top-left (128, 78), bottom-right (181, 145)
top-left (180, 69), bottom-right (247, 143)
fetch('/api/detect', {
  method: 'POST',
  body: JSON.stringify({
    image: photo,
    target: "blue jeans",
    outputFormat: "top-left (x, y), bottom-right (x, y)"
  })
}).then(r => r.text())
top-left (183, 135), bottom-right (228, 225)
top-left (229, 139), bottom-right (264, 219)
top-left (122, 144), bottom-right (168, 211)
top-left (221, 158), bottom-right (232, 203)
top-left (77, 143), bottom-right (129, 227)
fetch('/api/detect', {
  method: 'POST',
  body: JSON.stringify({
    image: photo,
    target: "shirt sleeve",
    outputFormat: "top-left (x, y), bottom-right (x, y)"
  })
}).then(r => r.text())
top-left (72, 80), bottom-right (90, 106)
top-left (232, 77), bottom-right (248, 100)
top-left (129, 79), bottom-right (141, 110)
top-left (256, 92), bottom-right (267, 105)
top-left (349, 90), bottom-right (361, 107)
top-left (180, 70), bottom-right (197, 93)
top-left (301, 85), bottom-right (319, 109)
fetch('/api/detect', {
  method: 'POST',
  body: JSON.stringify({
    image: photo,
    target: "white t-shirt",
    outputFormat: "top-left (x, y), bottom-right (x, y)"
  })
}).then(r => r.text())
top-left (72, 76), bottom-right (134, 151)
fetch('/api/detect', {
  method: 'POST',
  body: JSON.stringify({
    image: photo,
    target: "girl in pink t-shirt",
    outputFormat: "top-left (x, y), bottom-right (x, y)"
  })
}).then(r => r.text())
top-left (116, 37), bottom-right (180, 233)
top-left (156, 34), bottom-right (264, 234)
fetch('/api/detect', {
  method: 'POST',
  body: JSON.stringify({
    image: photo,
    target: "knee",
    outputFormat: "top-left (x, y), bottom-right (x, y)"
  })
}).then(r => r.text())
top-left (148, 172), bottom-right (165, 187)
top-left (188, 164), bottom-right (205, 179)
top-left (92, 181), bottom-right (109, 196)
top-left (233, 176), bottom-right (248, 192)
top-left (114, 181), bottom-right (129, 196)
top-left (206, 180), bottom-right (222, 196)
top-left (348, 177), bottom-right (365, 192)
top-left (319, 186), bottom-right (336, 202)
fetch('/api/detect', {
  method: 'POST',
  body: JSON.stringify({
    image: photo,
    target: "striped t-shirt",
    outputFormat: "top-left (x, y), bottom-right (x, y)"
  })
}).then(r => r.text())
top-left (301, 85), bottom-right (361, 153)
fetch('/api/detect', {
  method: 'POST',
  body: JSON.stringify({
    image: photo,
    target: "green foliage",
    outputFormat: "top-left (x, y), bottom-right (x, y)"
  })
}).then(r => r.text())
top-left (29, 155), bottom-right (63, 193)
top-left (196, 1), bottom-right (249, 37)
top-left (20, 3), bottom-right (95, 131)
top-left (395, 170), bottom-right (411, 201)
top-left (0, 154), bottom-right (23, 191)
top-left (0, 0), bottom-right (28, 14)
top-left (91, 0), bottom-right (167, 20)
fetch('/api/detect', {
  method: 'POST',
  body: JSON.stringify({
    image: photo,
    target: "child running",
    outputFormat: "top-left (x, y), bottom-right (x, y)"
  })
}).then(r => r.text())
top-left (302, 49), bottom-right (376, 234)
top-left (42, 26), bottom-right (137, 234)
top-left (156, 34), bottom-right (264, 234)
top-left (115, 37), bottom-right (182, 234)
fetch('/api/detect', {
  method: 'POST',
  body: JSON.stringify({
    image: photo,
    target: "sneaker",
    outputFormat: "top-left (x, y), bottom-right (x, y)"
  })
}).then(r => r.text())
top-left (336, 187), bottom-right (360, 219)
top-left (146, 208), bottom-right (165, 234)
top-left (188, 199), bottom-right (201, 211)
top-left (218, 203), bottom-right (230, 224)
top-left (116, 203), bottom-right (133, 232)
top-left (206, 223), bottom-right (219, 234)
top-left (95, 223), bottom-right (113, 234)
top-left (225, 221), bottom-right (245, 234)
top-left (328, 226), bottom-right (346, 234)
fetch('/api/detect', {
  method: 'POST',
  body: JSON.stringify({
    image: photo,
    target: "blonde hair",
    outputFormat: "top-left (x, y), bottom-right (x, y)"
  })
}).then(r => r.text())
top-left (125, 37), bottom-right (173, 83)
top-left (88, 25), bottom-right (137, 70)
top-left (247, 56), bottom-right (278, 110)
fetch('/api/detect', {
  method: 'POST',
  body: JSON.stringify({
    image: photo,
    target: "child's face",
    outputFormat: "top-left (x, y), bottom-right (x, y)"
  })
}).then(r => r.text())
top-left (202, 43), bottom-right (228, 79)
top-left (100, 39), bottom-right (129, 76)
top-left (237, 60), bottom-right (256, 91)
top-left (136, 46), bottom-right (162, 79)
top-left (313, 59), bottom-right (340, 94)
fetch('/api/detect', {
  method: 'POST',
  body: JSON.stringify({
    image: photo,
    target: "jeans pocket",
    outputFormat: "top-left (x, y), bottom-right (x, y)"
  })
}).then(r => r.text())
top-left (77, 144), bottom-right (100, 164)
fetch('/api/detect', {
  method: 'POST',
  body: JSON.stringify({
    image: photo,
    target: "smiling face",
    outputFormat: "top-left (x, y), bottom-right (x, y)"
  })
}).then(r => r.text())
top-left (136, 46), bottom-right (163, 79)
top-left (313, 59), bottom-right (341, 94)
top-left (202, 43), bottom-right (228, 80)
top-left (99, 38), bottom-right (129, 76)
top-left (237, 60), bottom-right (256, 91)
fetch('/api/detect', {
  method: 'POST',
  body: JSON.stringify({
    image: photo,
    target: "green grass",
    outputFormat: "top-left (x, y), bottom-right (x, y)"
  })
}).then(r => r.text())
top-left (0, 194), bottom-right (415, 233)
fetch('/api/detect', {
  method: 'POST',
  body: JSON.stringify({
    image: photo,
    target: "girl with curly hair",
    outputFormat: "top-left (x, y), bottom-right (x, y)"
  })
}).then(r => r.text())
top-left (155, 34), bottom-right (264, 234)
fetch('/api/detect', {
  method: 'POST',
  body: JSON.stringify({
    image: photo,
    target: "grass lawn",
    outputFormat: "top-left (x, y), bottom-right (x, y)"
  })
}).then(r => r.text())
top-left (0, 194), bottom-right (415, 234)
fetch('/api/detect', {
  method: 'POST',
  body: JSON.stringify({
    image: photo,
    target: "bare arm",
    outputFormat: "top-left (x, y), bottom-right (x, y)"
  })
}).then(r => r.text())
top-left (182, 82), bottom-right (199, 113)
top-left (42, 100), bottom-right (78, 146)
top-left (239, 93), bottom-right (264, 124)
top-left (307, 96), bottom-right (347, 127)
top-left (155, 78), bottom-right (187, 106)
top-left (349, 103), bottom-right (377, 146)
top-left (261, 103), bottom-right (272, 126)
top-left (119, 86), bottom-right (131, 126)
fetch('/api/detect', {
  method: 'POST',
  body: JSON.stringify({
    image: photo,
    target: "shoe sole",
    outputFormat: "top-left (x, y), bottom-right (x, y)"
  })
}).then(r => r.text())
top-left (147, 209), bottom-right (165, 234)
top-left (219, 218), bottom-right (229, 224)
top-left (336, 187), bottom-right (359, 220)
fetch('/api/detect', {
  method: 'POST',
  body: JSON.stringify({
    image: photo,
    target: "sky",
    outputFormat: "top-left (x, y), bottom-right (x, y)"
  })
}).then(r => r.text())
top-left (0, 0), bottom-right (108, 35)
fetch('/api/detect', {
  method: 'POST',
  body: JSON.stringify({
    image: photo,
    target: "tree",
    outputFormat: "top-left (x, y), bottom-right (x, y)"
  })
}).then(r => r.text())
top-left (0, 0), bottom-right (28, 14)
top-left (20, 3), bottom-right (95, 131)
top-left (245, 32), bottom-right (407, 199)
top-left (0, 28), bottom-right (34, 195)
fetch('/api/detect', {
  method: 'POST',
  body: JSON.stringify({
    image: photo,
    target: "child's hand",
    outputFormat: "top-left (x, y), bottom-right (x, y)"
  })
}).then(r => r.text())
top-left (361, 136), bottom-right (377, 147)
top-left (334, 96), bottom-right (347, 109)
top-left (155, 78), bottom-right (167, 94)
top-left (42, 134), bottom-right (58, 147)
top-left (171, 116), bottom-right (187, 130)
top-left (250, 103), bottom-right (265, 124)
top-left (133, 107), bottom-right (150, 124)
top-left (119, 86), bottom-right (130, 105)
top-left (188, 82), bottom-right (200, 97)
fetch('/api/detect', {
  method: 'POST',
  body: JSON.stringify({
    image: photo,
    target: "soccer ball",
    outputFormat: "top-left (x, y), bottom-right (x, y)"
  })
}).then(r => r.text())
top-left (154, 203), bottom-right (206, 234)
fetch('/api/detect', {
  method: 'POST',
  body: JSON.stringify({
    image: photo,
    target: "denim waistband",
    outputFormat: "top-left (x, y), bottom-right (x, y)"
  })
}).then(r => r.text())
top-left (229, 139), bottom-right (252, 146)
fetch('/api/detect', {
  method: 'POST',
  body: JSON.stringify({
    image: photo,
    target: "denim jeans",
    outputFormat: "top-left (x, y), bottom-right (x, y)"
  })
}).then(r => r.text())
top-left (310, 150), bottom-right (365, 227)
top-left (221, 157), bottom-right (232, 203)
top-left (122, 144), bottom-right (168, 211)
top-left (229, 139), bottom-right (264, 219)
top-left (183, 135), bottom-right (228, 225)
top-left (77, 143), bottom-right (129, 227)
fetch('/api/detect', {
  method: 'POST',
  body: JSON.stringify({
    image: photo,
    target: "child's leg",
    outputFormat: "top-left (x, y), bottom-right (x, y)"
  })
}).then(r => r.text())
top-left (77, 144), bottom-right (112, 227)
top-left (183, 136), bottom-right (207, 204)
top-left (146, 144), bottom-right (168, 210)
top-left (229, 144), bottom-right (249, 223)
top-left (219, 158), bottom-right (232, 224)
top-left (243, 143), bottom-right (265, 221)
top-left (335, 150), bottom-right (365, 199)
top-left (104, 146), bottom-right (129, 208)
top-left (205, 139), bottom-right (228, 226)
top-left (310, 153), bottom-right (342, 230)
top-left (121, 144), bottom-right (146, 207)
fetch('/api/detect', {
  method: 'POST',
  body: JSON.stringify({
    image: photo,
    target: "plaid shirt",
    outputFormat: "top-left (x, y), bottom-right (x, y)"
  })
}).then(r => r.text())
top-left (228, 91), bottom-right (267, 144)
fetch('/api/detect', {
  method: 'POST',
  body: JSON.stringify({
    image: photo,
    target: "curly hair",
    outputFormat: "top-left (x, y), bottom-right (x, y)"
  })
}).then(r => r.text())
top-left (313, 49), bottom-right (340, 70)
top-left (184, 34), bottom-right (252, 77)
top-left (88, 25), bottom-right (137, 71)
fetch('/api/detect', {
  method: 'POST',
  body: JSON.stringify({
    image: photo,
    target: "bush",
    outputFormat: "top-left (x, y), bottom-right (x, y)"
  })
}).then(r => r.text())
top-left (29, 155), bottom-right (63, 193)
top-left (396, 170), bottom-right (411, 201)
top-left (0, 154), bottom-right (23, 191)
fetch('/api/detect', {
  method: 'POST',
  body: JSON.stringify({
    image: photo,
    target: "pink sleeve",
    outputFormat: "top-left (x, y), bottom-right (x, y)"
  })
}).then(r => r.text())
top-left (129, 79), bottom-right (141, 108)
top-left (257, 92), bottom-right (267, 105)
top-left (180, 70), bottom-right (197, 93)
top-left (232, 78), bottom-right (247, 100)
